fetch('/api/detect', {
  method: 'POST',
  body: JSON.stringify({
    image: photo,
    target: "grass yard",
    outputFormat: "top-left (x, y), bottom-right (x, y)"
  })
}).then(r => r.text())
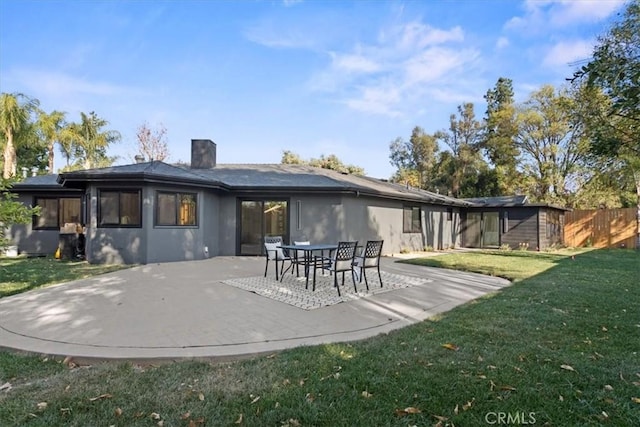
top-left (1, 249), bottom-right (639, 426)
top-left (0, 256), bottom-right (128, 298)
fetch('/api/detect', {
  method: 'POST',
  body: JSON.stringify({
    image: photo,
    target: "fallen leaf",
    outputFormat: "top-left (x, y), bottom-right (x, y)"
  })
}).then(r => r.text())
top-left (404, 407), bottom-right (422, 414)
top-left (454, 404), bottom-right (459, 415)
top-left (632, 397), bottom-right (640, 404)
top-left (601, 326), bottom-right (608, 332)
top-left (60, 408), bottom-right (71, 416)
top-left (114, 407), bottom-right (123, 417)
top-left (134, 411), bottom-right (145, 418)
top-left (89, 393), bottom-right (113, 401)
top-left (560, 364), bottom-right (576, 372)
top-left (487, 365), bottom-right (498, 370)
top-left (235, 413), bottom-right (243, 424)
top-left (559, 395), bottom-right (564, 401)
top-left (36, 402), bottom-right (47, 411)
top-left (362, 391), bottom-right (373, 398)
top-left (64, 385), bottom-right (70, 392)
top-left (442, 343), bottom-right (459, 351)
top-left (632, 381), bottom-right (640, 387)
top-left (181, 412), bottom-right (191, 420)
top-left (0, 382), bottom-right (12, 392)
top-left (283, 419), bottom-right (300, 427)
top-left (266, 353), bottom-right (277, 358)
top-left (63, 356), bottom-right (73, 366)
top-left (433, 414), bottom-right (448, 421)
top-left (501, 385), bottom-right (517, 391)
top-left (305, 393), bottom-right (315, 402)
top-left (490, 380), bottom-right (496, 391)
top-left (394, 409), bottom-right (408, 417)
top-left (250, 396), bottom-right (260, 404)
top-left (462, 399), bottom-right (474, 411)
top-left (299, 379), bottom-right (305, 386)
top-left (198, 392), bottom-right (205, 401)
top-left (150, 412), bottom-right (161, 420)
top-left (604, 385), bottom-right (614, 391)
top-left (157, 421), bottom-right (164, 427)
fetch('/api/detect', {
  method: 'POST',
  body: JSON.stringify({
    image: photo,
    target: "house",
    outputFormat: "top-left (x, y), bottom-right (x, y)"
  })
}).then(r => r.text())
top-left (5, 139), bottom-right (567, 264)
top-left (462, 195), bottom-right (567, 251)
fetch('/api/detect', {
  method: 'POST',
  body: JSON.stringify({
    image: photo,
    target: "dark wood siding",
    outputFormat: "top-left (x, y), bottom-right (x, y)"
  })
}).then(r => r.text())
top-left (501, 207), bottom-right (539, 250)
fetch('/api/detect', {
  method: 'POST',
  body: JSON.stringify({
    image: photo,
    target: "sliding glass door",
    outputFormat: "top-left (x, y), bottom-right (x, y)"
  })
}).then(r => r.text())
top-left (239, 200), bottom-right (288, 255)
top-left (465, 211), bottom-right (500, 248)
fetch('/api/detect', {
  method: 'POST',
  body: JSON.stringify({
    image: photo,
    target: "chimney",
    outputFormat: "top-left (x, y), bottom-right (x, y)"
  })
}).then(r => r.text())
top-left (134, 154), bottom-right (146, 163)
top-left (191, 139), bottom-right (216, 169)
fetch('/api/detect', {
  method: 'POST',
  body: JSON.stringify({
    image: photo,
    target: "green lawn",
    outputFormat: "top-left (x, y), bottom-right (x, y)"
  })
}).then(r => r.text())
top-left (1, 249), bottom-right (639, 426)
top-left (0, 256), bottom-right (128, 298)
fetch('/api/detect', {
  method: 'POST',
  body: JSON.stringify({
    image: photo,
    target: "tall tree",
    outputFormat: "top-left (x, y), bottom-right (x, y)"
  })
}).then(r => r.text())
top-left (0, 93), bottom-right (39, 178)
top-left (573, 0), bottom-right (640, 246)
top-left (389, 126), bottom-right (438, 189)
top-left (135, 122), bottom-right (169, 162)
top-left (61, 111), bottom-right (120, 170)
top-left (481, 77), bottom-right (521, 194)
top-left (515, 85), bottom-right (589, 204)
top-left (436, 103), bottom-right (485, 197)
top-left (37, 110), bottom-right (66, 173)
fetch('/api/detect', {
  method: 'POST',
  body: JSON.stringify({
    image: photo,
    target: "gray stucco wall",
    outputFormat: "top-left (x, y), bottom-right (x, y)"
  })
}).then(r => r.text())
top-left (7, 193), bottom-right (76, 256)
top-left (217, 195), bottom-right (237, 256)
top-left (85, 184), bottom-right (220, 264)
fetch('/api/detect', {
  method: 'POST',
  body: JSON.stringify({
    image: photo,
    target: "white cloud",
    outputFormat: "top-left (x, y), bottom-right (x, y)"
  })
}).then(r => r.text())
top-left (496, 37), bottom-right (510, 49)
top-left (506, 0), bottom-right (625, 32)
top-left (342, 84), bottom-right (402, 117)
top-left (542, 39), bottom-right (594, 67)
top-left (10, 69), bottom-right (131, 98)
top-left (331, 52), bottom-right (381, 73)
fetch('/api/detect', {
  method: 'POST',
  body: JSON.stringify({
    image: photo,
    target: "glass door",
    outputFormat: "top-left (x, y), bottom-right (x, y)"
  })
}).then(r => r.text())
top-left (482, 212), bottom-right (500, 247)
top-left (239, 200), bottom-right (288, 255)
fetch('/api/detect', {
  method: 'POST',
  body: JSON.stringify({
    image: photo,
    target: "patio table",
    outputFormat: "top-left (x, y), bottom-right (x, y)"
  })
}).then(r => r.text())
top-left (278, 244), bottom-right (338, 289)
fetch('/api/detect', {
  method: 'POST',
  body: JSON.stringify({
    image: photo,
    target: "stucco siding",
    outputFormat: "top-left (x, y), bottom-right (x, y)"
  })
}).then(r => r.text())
top-left (217, 195), bottom-right (237, 256)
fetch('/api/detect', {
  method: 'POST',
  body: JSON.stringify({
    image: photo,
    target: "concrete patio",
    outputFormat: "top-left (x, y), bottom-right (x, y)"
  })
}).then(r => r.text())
top-left (0, 256), bottom-right (510, 361)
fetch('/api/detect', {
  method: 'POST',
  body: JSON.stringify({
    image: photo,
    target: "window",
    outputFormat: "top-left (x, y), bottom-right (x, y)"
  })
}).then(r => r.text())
top-left (156, 191), bottom-right (197, 226)
top-left (98, 190), bottom-right (141, 227)
top-left (33, 197), bottom-right (81, 229)
top-left (403, 205), bottom-right (421, 233)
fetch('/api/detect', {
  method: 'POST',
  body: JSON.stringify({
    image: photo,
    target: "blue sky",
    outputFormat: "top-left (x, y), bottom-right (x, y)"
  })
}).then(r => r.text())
top-left (0, 0), bottom-right (627, 178)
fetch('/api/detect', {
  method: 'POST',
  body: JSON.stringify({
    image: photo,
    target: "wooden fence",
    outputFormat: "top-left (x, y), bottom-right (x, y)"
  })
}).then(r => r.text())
top-left (564, 208), bottom-right (638, 249)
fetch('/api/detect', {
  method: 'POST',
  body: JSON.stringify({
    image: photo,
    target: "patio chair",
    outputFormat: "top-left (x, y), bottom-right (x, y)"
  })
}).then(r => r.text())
top-left (264, 236), bottom-right (291, 280)
top-left (313, 241), bottom-right (358, 296)
top-left (353, 240), bottom-right (384, 290)
top-left (291, 240), bottom-right (310, 276)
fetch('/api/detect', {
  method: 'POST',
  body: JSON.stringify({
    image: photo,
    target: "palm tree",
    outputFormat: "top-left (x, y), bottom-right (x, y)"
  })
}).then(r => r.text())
top-left (61, 111), bottom-right (120, 170)
top-left (0, 93), bottom-right (39, 178)
top-left (37, 110), bottom-right (66, 173)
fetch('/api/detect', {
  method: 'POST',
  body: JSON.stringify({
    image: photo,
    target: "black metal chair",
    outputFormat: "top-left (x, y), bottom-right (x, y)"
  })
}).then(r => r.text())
top-left (291, 240), bottom-right (310, 276)
top-left (353, 240), bottom-right (384, 290)
top-left (263, 236), bottom-right (290, 280)
top-left (313, 241), bottom-right (358, 296)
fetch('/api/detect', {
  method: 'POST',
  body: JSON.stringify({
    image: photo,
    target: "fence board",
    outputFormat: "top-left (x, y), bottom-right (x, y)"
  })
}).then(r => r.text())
top-left (564, 208), bottom-right (638, 249)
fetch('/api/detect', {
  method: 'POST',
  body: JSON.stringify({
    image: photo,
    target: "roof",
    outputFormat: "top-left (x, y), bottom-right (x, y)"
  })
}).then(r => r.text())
top-left (9, 174), bottom-right (81, 192)
top-left (464, 195), bottom-right (529, 206)
top-left (464, 194), bottom-right (569, 211)
top-left (50, 161), bottom-right (472, 207)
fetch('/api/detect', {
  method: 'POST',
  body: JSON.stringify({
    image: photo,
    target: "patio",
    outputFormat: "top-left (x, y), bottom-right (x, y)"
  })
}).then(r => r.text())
top-left (0, 256), bottom-right (510, 361)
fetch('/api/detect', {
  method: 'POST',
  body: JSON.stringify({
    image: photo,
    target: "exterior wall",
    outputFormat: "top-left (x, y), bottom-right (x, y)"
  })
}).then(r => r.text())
top-left (501, 207), bottom-right (539, 250)
top-left (85, 184), bottom-right (221, 264)
top-left (7, 192), bottom-right (81, 256)
top-left (288, 195), bottom-right (343, 245)
top-left (217, 194), bottom-right (237, 256)
top-left (462, 207), bottom-right (546, 250)
top-left (423, 206), bottom-right (460, 250)
top-left (85, 185), bottom-right (147, 264)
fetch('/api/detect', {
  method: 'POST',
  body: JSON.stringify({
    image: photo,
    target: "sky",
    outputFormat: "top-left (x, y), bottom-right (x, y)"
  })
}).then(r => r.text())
top-left (0, 0), bottom-right (628, 179)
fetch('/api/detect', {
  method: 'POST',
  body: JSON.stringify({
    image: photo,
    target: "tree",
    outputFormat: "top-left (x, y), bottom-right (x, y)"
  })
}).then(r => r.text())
top-left (61, 111), bottom-right (120, 170)
top-left (280, 151), bottom-right (365, 175)
top-left (480, 77), bottom-right (522, 194)
top-left (435, 103), bottom-right (486, 197)
top-left (573, 0), bottom-right (640, 246)
top-left (37, 110), bottom-right (66, 173)
top-left (135, 122), bottom-right (169, 162)
top-left (0, 93), bottom-right (39, 178)
top-left (515, 85), bottom-right (589, 205)
top-left (389, 126), bottom-right (438, 189)
top-left (0, 178), bottom-right (39, 250)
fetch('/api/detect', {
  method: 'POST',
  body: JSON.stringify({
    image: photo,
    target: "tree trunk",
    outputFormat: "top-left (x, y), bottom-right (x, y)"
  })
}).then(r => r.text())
top-left (2, 133), bottom-right (16, 179)
top-left (48, 141), bottom-right (55, 174)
